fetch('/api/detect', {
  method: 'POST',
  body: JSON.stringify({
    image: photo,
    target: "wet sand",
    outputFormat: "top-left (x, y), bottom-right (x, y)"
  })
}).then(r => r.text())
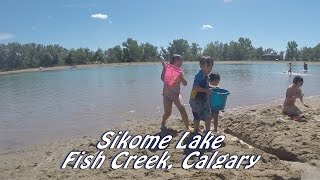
top-left (1, 96), bottom-right (319, 179)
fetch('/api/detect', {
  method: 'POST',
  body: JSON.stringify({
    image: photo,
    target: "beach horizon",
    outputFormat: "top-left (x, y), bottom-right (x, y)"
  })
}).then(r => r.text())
top-left (1, 60), bottom-right (319, 76)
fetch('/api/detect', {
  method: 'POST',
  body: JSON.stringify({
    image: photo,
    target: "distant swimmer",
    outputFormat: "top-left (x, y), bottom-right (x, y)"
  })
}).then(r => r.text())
top-left (303, 62), bottom-right (308, 71)
top-left (288, 62), bottom-right (292, 74)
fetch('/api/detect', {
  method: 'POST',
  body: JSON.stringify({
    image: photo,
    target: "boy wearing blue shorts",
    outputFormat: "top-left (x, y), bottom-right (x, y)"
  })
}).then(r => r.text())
top-left (189, 56), bottom-right (214, 133)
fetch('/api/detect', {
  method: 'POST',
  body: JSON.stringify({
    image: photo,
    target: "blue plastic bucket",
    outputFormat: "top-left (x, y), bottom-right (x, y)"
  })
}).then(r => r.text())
top-left (210, 88), bottom-right (230, 111)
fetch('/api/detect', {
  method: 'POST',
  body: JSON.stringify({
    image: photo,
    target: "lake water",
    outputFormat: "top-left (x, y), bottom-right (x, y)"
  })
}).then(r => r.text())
top-left (1, 62), bottom-right (320, 152)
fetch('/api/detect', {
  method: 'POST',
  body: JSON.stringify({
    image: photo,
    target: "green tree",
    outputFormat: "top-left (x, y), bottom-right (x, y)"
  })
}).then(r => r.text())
top-left (255, 47), bottom-right (264, 60)
top-left (105, 45), bottom-right (123, 63)
top-left (6, 43), bottom-right (23, 70)
top-left (93, 48), bottom-right (105, 63)
top-left (228, 41), bottom-right (241, 60)
top-left (167, 39), bottom-right (190, 59)
top-left (238, 38), bottom-right (254, 60)
top-left (122, 38), bottom-right (143, 62)
top-left (64, 49), bottom-right (77, 65)
top-left (189, 42), bottom-right (202, 61)
top-left (203, 41), bottom-right (221, 60)
top-left (313, 43), bottom-right (320, 61)
top-left (285, 41), bottom-right (299, 61)
top-left (84, 48), bottom-right (93, 64)
top-left (40, 53), bottom-right (53, 67)
top-left (141, 43), bottom-right (158, 62)
top-left (300, 47), bottom-right (314, 61)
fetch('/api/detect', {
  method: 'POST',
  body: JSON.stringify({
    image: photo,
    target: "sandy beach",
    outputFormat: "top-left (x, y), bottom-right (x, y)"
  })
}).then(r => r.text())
top-left (0, 96), bottom-right (319, 180)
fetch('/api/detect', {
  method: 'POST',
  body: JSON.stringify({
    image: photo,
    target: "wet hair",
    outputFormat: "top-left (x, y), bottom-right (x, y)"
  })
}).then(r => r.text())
top-left (170, 54), bottom-right (182, 64)
top-left (209, 73), bottom-right (220, 81)
top-left (293, 76), bottom-right (303, 85)
top-left (199, 56), bottom-right (214, 67)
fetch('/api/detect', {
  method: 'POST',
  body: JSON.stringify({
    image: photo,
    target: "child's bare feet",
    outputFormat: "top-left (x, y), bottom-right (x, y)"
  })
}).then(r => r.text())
top-left (160, 122), bottom-right (167, 131)
top-left (189, 122), bottom-right (204, 129)
top-left (292, 114), bottom-right (307, 122)
top-left (185, 126), bottom-right (192, 131)
top-left (292, 116), bottom-right (301, 121)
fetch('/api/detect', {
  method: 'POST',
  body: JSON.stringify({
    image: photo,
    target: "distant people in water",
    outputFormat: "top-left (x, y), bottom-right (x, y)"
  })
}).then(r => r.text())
top-left (303, 62), bottom-right (308, 71)
top-left (287, 63), bottom-right (292, 74)
top-left (283, 76), bottom-right (309, 121)
top-left (70, 64), bottom-right (77, 69)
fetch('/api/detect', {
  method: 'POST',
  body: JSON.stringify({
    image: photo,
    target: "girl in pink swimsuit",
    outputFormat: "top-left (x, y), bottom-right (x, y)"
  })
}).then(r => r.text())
top-left (160, 54), bottom-right (190, 130)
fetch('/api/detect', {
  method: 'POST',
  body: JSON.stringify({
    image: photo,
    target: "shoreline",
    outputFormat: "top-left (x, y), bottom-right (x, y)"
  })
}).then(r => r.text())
top-left (1, 95), bottom-right (319, 154)
top-left (1, 96), bottom-right (319, 179)
top-left (1, 60), bottom-right (319, 76)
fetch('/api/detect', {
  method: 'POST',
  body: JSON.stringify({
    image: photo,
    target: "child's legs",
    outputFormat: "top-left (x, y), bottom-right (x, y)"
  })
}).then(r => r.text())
top-left (283, 105), bottom-right (303, 121)
top-left (205, 119), bottom-right (211, 132)
top-left (173, 94), bottom-right (189, 129)
top-left (162, 95), bottom-right (173, 126)
top-left (190, 99), bottom-right (211, 132)
top-left (203, 100), bottom-right (212, 132)
top-left (193, 120), bottom-right (200, 133)
top-left (212, 112), bottom-right (219, 132)
top-left (190, 100), bottom-right (201, 132)
top-left (283, 105), bottom-right (302, 117)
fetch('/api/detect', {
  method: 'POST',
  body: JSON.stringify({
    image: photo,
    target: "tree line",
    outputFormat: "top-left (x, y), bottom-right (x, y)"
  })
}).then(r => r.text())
top-left (1, 38), bottom-right (320, 71)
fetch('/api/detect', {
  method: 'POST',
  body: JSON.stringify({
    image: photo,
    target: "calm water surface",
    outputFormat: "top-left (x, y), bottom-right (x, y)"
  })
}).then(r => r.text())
top-left (1, 62), bottom-right (320, 152)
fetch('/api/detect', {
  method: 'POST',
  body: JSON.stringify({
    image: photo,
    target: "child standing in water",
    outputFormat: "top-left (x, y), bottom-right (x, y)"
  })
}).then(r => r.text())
top-left (303, 62), bottom-right (308, 71)
top-left (189, 56), bottom-right (214, 133)
top-left (209, 72), bottom-right (221, 133)
top-left (288, 63), bottom-right (292, 74)
top-left (283, 76), bottom-right (309, 121)
top-left (161, 54), bottom-right (190, 130)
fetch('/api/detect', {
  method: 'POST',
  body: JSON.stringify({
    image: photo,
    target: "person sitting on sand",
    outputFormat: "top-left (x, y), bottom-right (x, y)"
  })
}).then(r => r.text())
top-left (160, 54), bottom-right (190, 131)
top-left (283, 76), bottom-right (309, 121)
top-left (209, 72), bottom-right (221, 133)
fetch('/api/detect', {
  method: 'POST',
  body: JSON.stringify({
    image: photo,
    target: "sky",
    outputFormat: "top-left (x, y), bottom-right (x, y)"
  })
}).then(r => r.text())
top-left (0, 0), bottom-right (319, 52)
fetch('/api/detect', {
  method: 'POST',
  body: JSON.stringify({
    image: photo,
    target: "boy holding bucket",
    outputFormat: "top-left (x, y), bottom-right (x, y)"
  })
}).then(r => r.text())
top-left (161, 54), bottom-right (190, 131)
top-left (209, 73), bottom-right (221, 133)
top-left (189, 56), bottom-right (214, 133)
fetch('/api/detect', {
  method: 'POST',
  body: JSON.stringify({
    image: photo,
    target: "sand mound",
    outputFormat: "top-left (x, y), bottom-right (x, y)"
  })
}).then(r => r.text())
top-left (221, 102), bottom-right (320, 166)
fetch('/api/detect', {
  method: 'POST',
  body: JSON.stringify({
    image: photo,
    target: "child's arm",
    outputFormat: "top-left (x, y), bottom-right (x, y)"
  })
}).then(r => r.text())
top-left (160, 56), bottom-right (166, 67)
top-left (193, 86), bottom-right (210, 96)
top-left (161, 68), bottom-right (165, 81)
top-left (180, 72), bottom-right (187, 86)
top-left (298, 90), bottom-right (309, 107)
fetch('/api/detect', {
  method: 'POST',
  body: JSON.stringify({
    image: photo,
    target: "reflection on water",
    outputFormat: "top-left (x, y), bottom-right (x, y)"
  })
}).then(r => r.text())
top-left (0, 62), bottom-right (319, 151)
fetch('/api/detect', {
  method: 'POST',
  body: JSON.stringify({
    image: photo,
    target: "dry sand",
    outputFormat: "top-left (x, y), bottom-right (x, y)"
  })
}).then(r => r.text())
top-left (0, 97), bottom-right (319, 180)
